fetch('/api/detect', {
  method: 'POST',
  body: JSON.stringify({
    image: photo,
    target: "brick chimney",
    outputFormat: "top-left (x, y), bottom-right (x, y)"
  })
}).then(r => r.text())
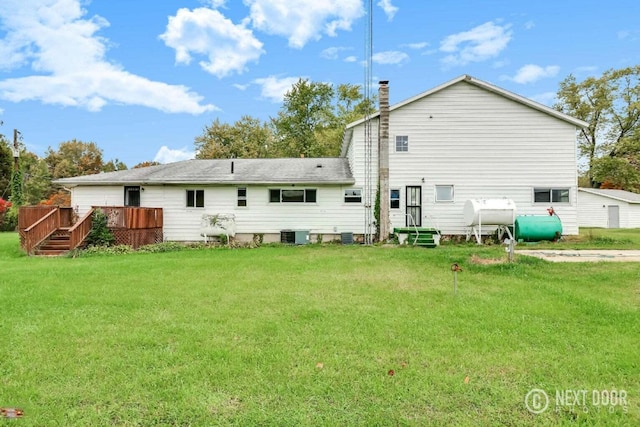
top-left (378, 81), bottom-right (390, 241)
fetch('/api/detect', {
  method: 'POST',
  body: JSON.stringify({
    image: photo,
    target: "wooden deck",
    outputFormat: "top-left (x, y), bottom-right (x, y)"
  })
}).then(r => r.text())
top-left (19, 206), bottom-right (163, 255)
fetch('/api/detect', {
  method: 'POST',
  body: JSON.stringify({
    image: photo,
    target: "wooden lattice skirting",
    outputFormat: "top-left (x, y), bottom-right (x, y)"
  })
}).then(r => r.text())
top-left (111, 228), bottom-right (163, 249)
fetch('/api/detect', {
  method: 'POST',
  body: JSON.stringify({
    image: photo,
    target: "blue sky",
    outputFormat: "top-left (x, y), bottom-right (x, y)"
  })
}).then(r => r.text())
top-left (0, 0), bottom-right (638, 166)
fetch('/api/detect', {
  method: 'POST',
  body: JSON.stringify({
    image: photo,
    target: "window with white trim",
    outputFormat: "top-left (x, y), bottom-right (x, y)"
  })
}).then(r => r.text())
top-left (237, 187), bottom-right (247, 207)
top-left (534, 188), bottom-right (570, 203)
top-left (395, 135), bottom-right (408, 152)
top-left (186, 189), bottom-right (204, 208)
top-left (269, 188), bottom-right (317, 203)
top-left (390, 189), bottom-right (400, 209)
top-left (344, 188), bottom-right (362, 203)
top-left (435, 185), bottom-right (454, 202)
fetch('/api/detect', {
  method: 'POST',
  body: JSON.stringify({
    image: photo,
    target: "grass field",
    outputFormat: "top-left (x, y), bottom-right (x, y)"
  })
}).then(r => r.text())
top-left (1, 231), bottom-right (638, 426)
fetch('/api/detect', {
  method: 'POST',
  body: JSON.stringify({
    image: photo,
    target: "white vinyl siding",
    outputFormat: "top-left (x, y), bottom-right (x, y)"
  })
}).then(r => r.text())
top-left (347, 80), bottom-right (579, 235)
top-left (71, 184), bottom-right (366, 241)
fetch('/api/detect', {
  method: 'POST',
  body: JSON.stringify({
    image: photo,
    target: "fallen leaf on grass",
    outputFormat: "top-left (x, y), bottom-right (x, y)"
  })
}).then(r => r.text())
top-left (388, 369), bottom-right (395, 376)
top-left (316, 362), bottom-right (324, 369)
top-left (464, 376), bottom-right (470, 384)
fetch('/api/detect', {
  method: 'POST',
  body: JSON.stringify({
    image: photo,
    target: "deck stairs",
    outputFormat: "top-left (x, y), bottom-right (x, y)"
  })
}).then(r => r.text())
top-left (394, 227), bottom-right (440, 248)
top-left (34, 228), bottom-right (74, 256)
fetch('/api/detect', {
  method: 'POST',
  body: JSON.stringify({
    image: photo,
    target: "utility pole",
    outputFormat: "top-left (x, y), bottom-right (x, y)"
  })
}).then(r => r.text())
top-left (10, 129), bottom-right (23, 206)
top-left (13, 129), bottom-right (20, 172)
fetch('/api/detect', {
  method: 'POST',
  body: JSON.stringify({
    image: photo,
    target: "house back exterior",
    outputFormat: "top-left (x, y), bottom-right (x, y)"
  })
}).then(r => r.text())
top-left (55, 75), bottom-right (587, 242)
top-left (344, 75), bottom-right (587, 236)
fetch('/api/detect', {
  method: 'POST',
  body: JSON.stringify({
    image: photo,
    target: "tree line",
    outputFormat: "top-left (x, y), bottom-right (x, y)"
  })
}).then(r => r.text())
top-left (1, 68), bottom-right (639, 230)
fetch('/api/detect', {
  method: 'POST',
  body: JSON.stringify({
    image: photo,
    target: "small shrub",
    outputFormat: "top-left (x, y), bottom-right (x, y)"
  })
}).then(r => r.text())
top-left (86, 209), bottom-right (115, 247)
top-left (0, 204), bottom-right (18, 232)
top-left (252, 233), bottom-right (264, 246)
top-left (137, 242), bottom-right (187, 253)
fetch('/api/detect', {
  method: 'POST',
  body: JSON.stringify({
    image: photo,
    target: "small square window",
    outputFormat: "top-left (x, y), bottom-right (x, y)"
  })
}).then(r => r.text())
top-left (395, 135), bottom-right (408, 152)
top-left (237, 187), bottom-right (247, 207)
top-left (305, 189), bottom-right (317, 203)
top-left (435, 185), bottom-right (454, 202)
top-left (390, 189), bottom-right (400, 209)
top-left (187, 189), bottom-right (204, 208)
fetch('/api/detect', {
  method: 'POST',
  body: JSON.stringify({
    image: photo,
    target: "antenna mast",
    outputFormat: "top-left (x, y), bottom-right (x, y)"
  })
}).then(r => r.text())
top-left (363, 0), bottom-right (374, 245)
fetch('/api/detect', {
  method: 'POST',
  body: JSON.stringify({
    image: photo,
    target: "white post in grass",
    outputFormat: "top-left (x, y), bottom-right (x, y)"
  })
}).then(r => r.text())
top-left (451, 263), bottom-right (462, 295)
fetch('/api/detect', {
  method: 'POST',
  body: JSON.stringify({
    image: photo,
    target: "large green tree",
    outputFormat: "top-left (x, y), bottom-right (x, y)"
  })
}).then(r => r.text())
top-left (195, 116), bottom-right (274, 159)
top-left (195, 80), bottom-right (374, 160)
top-left (0, 134), bottom-right (12, 200)
top-left (555, 66), bottom-right (640, 190)
top-left (45, 139), bottom-right (105, 179)
top-left (271, 79), bottom-right (335, 158)
top-left (103, 158), bottom-right (128, 172)
top-left (271, 79), bottom-right (374, 158)
top-left (21, 152), bottom-right (53, 205)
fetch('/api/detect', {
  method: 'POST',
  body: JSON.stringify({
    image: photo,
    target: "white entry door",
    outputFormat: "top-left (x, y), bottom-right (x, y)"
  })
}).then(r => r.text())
top-left (608, 205), bottom-right (620, 228)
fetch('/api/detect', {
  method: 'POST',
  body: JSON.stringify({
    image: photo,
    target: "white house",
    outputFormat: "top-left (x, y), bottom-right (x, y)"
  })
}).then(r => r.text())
top-left (54, 158), bottom-right (363, 242)
top-left (577, 188), bottom-right (640, 228)
top-left (54, 75), bottom-right (588, 242)
top-left (342, 75), bottom-right (588, 236)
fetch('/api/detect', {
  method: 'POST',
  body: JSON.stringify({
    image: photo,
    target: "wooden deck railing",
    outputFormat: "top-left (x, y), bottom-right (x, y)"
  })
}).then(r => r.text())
top-left (68, 208), bottom-right (95, 251)
top-left (19, 205), bottom-right (164, 253)
top-left (22, 208), bottom-right (60, 254)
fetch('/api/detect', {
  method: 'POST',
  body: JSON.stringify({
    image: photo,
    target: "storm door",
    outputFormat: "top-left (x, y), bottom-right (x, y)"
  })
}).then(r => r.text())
top-left (406, 186), bottom-right (422, 227)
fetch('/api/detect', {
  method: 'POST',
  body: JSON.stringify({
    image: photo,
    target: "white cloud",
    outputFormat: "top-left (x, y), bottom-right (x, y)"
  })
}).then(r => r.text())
top-left (344, 55), bottom-right (358, 63)
top-left (524, 20), bottom-right (535, 30)
top-left (204, 0), bottom-right (226, 8)
top-left (320, 46), bottom-right (350, 60)
top-left (320, 47), bottom-right (344, 60)
top-left (233, 83), bottom-right (249, 90)
top-left (508, 64), bottom-right (560, 84)
top-left (371, 51), bottom-right (409, 65)
top-left (154, 146), bottom-right (195, 164)
top-left (253, 76), bottom-right (301, 102)
top-left (440, 21), bottom-right (512, 67)
top-left (402, 42), bottom-right (429, 50)
top-left (245, 0), bottom-right (364, 48)
top-left (377, 0), bottom-right (398, 21)
top-left (0, 0), bottom-right (215, 114)
top-left (160, 7), bottom-right (264, 78)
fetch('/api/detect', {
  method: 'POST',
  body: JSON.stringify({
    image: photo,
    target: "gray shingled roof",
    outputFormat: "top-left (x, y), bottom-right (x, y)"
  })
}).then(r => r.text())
top-left (53, 158), bottom-right (355, 186)
top-left (578, 188), bottom-right (640, 204)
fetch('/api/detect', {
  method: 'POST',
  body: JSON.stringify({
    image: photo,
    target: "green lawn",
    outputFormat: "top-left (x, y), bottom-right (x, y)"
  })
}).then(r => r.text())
top-left (1, 232), bottom-right (638, 426)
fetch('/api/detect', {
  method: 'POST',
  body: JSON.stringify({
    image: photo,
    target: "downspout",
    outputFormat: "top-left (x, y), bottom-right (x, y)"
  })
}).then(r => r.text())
top-left (378, 81), bottom-right (390, 242)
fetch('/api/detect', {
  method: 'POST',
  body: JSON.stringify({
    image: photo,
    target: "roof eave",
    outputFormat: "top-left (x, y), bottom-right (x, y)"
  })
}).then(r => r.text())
top-left (578, 188), bottom-right (640, 204)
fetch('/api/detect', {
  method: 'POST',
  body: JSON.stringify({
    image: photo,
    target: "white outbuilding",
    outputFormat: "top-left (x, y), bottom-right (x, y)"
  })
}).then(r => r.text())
top-left (577, 188), bottom-right (640, 228)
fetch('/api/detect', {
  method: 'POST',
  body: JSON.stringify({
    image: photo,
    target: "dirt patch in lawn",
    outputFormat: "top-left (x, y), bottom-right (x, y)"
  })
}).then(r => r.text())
top-left (516, 250), bottom-right (640, 263)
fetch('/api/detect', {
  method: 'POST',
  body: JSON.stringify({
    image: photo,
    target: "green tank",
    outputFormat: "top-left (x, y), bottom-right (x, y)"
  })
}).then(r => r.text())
top-left (514, 215), bottom-right (563, 242)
